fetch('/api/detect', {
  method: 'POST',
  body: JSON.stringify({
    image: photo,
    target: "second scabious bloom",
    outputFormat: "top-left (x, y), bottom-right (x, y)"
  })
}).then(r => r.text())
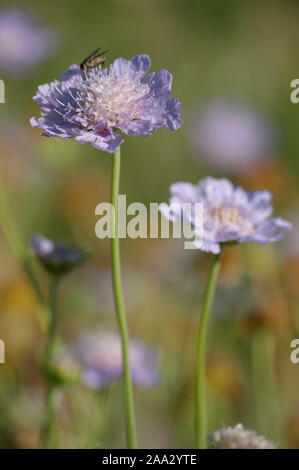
top-left (30, 54), bottom-right (182, 153)
top-left (162, 177), bottom-right (291, 253)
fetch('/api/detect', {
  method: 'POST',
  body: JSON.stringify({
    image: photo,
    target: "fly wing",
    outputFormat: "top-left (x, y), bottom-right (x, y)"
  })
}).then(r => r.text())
top-left (85, 47), bottom-right (102, 60)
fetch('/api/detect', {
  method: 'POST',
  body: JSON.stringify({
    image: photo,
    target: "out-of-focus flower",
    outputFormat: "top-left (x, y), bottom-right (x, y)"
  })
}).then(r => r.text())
top-left (30, 234), bottom-right (86, 276)
top-left (208, 423), bottom-right (276, 449)
top-left (161, 177), bottom-right (291, 254)
top-left (189, 101), bottom-right (275, 175)
top-left (75, 330), bottom-right (160, 388)
top-left (30, 54), bottom-right (182, 153)
top-left (0, 7), bottom-right (56, 76)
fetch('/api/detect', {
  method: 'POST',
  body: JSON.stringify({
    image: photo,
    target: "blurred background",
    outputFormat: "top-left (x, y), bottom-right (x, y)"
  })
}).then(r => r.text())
top-left (0, 0), bottom-right (299, 449)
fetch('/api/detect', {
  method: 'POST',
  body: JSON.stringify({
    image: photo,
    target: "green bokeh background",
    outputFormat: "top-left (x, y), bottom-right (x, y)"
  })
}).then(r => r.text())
top-left (0, 0), bottom-right (299, 449)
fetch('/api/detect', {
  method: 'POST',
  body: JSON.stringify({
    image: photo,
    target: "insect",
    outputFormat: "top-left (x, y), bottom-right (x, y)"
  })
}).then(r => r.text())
top-left (80, 47), bottom-right (108, 72)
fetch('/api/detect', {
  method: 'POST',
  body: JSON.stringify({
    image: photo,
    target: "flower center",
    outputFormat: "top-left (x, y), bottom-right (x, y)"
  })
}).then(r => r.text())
top-left (212, 206), bottom-right (245, 225)
top-left (79, 70), bottom-right (150, 128)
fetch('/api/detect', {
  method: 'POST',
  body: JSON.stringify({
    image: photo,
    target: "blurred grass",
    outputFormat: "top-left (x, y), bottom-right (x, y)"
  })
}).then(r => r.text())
top-left (0, 0), bottom-right (299, 449)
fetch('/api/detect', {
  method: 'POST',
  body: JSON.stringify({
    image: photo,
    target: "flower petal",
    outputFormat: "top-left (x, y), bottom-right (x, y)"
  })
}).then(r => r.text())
top-left (129, 55), bottom-right (151, 79)
top-left (165, 98), bottom-right (183, 131)
top-left (75, 129), bottom-right (124, 153)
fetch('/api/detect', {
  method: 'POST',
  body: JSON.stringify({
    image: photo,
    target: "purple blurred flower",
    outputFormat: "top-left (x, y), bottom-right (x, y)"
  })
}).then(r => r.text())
top-left (0, 8), bottom-right (56, 76)
top-left (75, 331), bottom-right (160, 388)
top-left (189, 101), bottom-right (275, 174)
top-left (161, 177), bottom-right (291, 254)
top-left (30, 54), bottom-right (182, 153)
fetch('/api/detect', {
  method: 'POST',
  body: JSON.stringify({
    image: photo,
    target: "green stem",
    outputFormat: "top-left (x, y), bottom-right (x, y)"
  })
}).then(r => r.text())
top-left (111, 147), bottom-right (137, 449)
top-left (48, 277), bottom-right (59, 356)
top-left (196, 252), bottom-right (221, 449)
top-left (41, 276), bottom-right (60, 448)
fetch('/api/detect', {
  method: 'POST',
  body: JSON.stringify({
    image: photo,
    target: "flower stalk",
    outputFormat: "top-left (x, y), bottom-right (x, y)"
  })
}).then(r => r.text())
top-left (196, 252), bottom-right (221, 449)
top-left (111, 147), bottom-right (137, 449)
top-left (42, 275), bottom-right (60, 447)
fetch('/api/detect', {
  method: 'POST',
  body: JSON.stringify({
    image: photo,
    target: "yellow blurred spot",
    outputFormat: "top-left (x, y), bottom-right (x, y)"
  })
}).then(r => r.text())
top-left (207, 355), bottom-right (245, 407)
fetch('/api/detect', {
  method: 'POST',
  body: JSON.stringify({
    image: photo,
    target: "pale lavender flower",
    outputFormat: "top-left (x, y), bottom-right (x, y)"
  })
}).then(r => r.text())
top-left (189, 101), bottom-right (275, 174)
top-left (75, 331), bottom-right (160, 388)
top-left (30, 55), bottom-right (182, 153)
top-left (0, 8), bottom-right (56, 76)
top-left (208, 423), bottom-right (276, 449)
top-left (161, 177), bottom-right (291, 254)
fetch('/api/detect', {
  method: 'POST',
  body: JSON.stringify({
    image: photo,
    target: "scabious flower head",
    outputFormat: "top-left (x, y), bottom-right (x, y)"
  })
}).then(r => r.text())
top-left (30, 54), bottom-right (182, 153)
top-left (189, 101), bottom-right (275, 175)
top-left (30, 234), bottom-right (85, 276)
top-left (208, 423), bottom-right (276, 449)
top-left (75, 330), bottom-right (160, 388)
top-left (161, 177), bottom-right (291, 254)
top-left (0, 7), bottom-right (56, 76)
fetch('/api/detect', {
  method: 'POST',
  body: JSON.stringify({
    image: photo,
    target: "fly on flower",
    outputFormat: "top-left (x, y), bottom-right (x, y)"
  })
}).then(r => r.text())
top-left (80, 47), bottom-right (108, 73)
top-left (30, 54), bottom-right (182, 153)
